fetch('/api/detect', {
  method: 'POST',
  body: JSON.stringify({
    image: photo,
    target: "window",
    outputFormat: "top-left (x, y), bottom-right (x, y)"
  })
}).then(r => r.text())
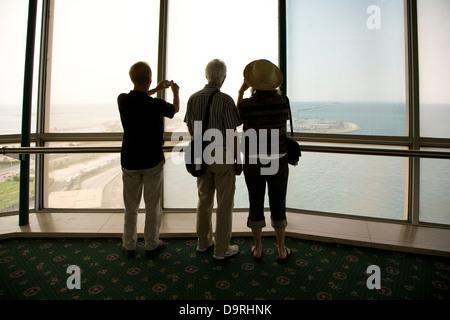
top-left (286, 0), bottom-right (407, 136)
top-left (44, 142), bottom-right (122, 209)
top-left (417, 0), bottom-right (450, 139)
top-left (165, 0), bottom-right (279, 131)
top-left (47, 0), bottom-right (160, 133)
top-left (163, 0), bottom-right (279, 208)
top-left (2, 0), bottom-right (450, 230)
top-left (287, 143), bottom-right (408, 220)
top-left (420, 149), bottom-right (450, 225)
top-left (284, 0), bottom-right (409, 220)
top-left (0, 0), bottom-right (40, 214)
top-left (164, 151), bottom-right (250, 209)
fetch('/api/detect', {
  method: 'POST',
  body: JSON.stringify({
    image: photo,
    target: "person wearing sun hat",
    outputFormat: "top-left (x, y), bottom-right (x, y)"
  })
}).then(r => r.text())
top-left (237, 59), bottom-right (291, 263)
top-left (241, 59), bottom-right (284, 91)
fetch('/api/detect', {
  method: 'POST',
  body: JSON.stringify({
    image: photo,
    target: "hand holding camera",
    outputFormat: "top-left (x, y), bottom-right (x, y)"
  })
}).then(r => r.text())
top-left (160, 80), bottom-right (179, 94)
top-left (150, 80), bottom-right (178, 95)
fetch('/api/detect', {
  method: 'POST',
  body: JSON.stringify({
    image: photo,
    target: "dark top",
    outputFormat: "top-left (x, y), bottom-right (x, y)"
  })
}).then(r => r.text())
top-left (118, 90), bottom-right (175, 170)
top-left (238, 92), bottom-right (290, 157)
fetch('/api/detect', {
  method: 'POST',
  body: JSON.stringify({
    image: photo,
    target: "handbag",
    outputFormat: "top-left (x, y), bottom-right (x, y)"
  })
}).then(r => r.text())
top-left (185, 89), bottom-right (219, 177)
top-left (286, 102), bottom-right (301, 166)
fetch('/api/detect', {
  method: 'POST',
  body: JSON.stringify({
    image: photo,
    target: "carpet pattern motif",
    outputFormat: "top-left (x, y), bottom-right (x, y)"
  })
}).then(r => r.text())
top-left (0, 237), bottom-right (449, 300)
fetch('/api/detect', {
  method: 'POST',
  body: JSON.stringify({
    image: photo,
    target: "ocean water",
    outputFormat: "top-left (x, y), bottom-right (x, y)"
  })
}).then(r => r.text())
top-left (0, 104), bottom-right (121, 134)
top-left (286, 102), bottom-right (407, 219)
top-left (0, 105), bottom-right (36, 135)
top-left (1, 102), bottom-right (449, 223)
top-left (164, 102), bottom-right (411, 219)
top-left (165, 101), bottom-right (449, 224)
top-left (290, 101), bottom-right (407, 136)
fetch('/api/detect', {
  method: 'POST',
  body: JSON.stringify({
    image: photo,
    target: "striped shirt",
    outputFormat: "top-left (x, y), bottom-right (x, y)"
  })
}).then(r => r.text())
top-left (184, 84), bottom-right (242, 146)
top-left (238, 92), bottom-right (290, 157)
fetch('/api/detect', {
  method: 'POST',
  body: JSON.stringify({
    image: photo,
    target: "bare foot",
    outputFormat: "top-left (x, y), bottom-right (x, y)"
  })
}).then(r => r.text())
top-left (251, 245), bottom-right (263, 261)
top-left (276, 246), bottom-right (291, 262)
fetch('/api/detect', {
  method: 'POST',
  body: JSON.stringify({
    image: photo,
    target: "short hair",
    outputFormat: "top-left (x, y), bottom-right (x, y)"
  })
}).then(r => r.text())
top-left (205, 59), bottom-right (227, 85)
top-left (129, 61), bottom-right (151, 85)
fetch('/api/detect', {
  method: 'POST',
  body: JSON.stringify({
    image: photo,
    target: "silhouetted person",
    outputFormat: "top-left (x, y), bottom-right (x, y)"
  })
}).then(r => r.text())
top-left (237, 59), bottom-right (291, 262)
top-left (184, 59), bottom-right (242, 260)
top-left (118, 61), bottom-right (179, 258)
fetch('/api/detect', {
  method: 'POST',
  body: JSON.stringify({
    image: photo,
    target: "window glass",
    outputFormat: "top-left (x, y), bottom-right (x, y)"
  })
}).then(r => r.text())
top-left (286, 0), bottom-right (407, 136)
top-left (48, 0), bottom-right (160, 133)
top-left (417, 0), bottom-right (450, 138)
top-left (287, 143), bottom-right (408, 220)
top-left (165, 0), bottom-right (279, 132)
top-left (44, 142), bottom-right (122, 209)
top-left (163, 0), bottom-right (278, 209)
top-left (0, 144), bottom-right (36, 213)
top-left (164, 150), bottom-right (249, 209)
top-left (0, 0), bottom-right (41, 134)
top-left (420, 149), bottom-right (450, 225)
top-left (164, 152), bottom-right (198, 209)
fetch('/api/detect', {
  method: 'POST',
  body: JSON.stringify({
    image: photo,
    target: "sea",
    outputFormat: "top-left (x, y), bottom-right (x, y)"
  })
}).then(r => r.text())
top-left (1, 102), bottom-right (449, 224)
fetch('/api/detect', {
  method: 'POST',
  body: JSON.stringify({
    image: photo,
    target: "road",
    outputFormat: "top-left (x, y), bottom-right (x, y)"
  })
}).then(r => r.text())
top-left (80, 166), bottom-right (121, 190)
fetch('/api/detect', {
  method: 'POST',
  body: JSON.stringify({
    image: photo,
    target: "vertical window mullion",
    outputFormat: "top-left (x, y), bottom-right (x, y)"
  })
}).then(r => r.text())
top-left (159, 0), bottom-right (168, 208)
top-left (35, 0), bottom-right (53, 212)
top-left (158, 0), bottom-right (168, 100)
top-left (279, 0), bottom-right (287, 95)
top-left (406, 0), bottom-right (420, 225)
top-left (19, 0), bottom-right (39, 226)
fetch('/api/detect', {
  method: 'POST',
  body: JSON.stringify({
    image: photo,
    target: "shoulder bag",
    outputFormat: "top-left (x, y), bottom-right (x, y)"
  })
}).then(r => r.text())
top-left (185, 89), bottom-right (219, 177)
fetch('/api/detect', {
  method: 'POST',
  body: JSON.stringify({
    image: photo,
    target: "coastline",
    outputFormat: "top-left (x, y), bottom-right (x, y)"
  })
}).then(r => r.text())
top-left (293, 118), bottom-right (360, 134)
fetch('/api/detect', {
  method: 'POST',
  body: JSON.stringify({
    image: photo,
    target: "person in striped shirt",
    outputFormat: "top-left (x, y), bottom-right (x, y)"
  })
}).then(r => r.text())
top-left (184, 59), bottom-right (242, 260)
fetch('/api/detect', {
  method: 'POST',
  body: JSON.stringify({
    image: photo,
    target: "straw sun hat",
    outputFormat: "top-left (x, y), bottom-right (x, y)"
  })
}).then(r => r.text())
top-left (243, 59), bottom-right (283, 91)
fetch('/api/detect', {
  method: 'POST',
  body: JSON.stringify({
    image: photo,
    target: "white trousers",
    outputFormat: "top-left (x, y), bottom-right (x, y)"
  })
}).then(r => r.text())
top-left (122, 160), bottom-right (164, 251)
top-left (196, 162), bottom-right (236, 255)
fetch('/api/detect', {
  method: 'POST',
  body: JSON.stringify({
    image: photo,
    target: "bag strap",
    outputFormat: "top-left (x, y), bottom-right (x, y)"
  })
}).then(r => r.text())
top-left (289, 106), bottom-right (294, 137)
top-left (286, 97), bottom-right (294, 137)
top-left (202, 89), bottom-right (219, 134)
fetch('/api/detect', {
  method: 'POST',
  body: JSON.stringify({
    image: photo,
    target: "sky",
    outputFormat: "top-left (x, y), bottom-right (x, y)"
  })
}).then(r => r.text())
top-left (49, 0), bottom-right (160, 106)
top-left (164, 0), bottom-right (278, 101)
top-left (1, 0), bottom-right (449, 112)
top-left (0, 0), bottom-right (38, 106)
top-left (417, 0), bottom-right (450, 105)
top-left (287, 0), bottom-right (407, 103)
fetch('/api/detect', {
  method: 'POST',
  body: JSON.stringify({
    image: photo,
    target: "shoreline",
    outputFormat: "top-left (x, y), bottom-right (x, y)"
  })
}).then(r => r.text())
top-left (294, 118), bottom-right (360, 134)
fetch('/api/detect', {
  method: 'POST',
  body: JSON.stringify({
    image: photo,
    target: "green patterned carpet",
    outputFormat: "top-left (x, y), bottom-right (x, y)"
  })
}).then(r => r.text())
top-left (0, 236), bottom-right (449, 301)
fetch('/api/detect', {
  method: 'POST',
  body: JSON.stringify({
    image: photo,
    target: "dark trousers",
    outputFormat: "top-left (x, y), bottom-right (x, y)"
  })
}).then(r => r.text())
top-left (243, 155), bottom-right (289, 229)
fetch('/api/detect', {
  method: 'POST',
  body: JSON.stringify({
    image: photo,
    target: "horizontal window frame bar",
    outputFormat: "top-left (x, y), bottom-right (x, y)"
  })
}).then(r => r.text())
top-left (2, 132), bottom-right (450, 147)
top-left (3, 144), bottom-right (450, 159)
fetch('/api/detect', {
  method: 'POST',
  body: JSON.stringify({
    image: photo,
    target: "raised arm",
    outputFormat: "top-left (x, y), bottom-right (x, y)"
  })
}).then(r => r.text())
top-left (237, 80), bottom-right (250, 111)
top-left (148, 80), bottom-right (180, 114)
top-left (170, 81), bottom-right (180, 114)
top-left (148, 80), bottom-right (170, 96)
